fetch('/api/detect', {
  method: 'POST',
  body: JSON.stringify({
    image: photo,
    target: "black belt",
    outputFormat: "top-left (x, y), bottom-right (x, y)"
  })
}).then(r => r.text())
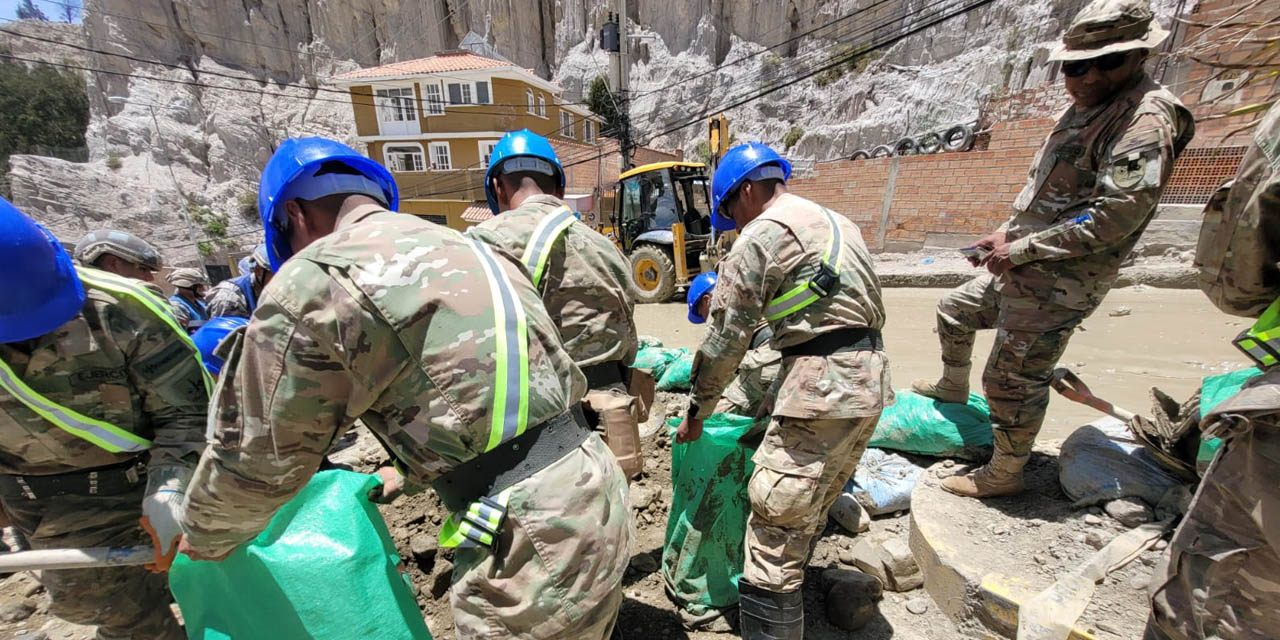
top-left (780, 328), bottom-right (884, 358)
top-left (581, 361), bottom-right (629, 389)
top-left (750, 326), bottom-right (774, 350)
top-left (0, 458), bottom-right (147, 501)
top-left (431, 406), bottom-right (593, 514)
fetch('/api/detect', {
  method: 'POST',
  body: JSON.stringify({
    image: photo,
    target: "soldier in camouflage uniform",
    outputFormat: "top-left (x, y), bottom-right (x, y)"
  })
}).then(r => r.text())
top-left (913, 0), bottom-right (1194, 498)
top-left (1145, 103), bottom-right (1280, 640)
top-left (687, 271), bottom-right (782, 418)
top-left (165, 267), bottom-right (210, 332)
top-left (178, 138), bottom-right (631, 640)
top-left (204, 244), bottom-right (271, 318)
top-left (73, 230), bottom-right (167, 300)
top-left (676, 143), bottom-right (890, 639)
top-left (468, 130), bottom-right (643, 478)
top-left (0, 200), bottom-right (208, 640)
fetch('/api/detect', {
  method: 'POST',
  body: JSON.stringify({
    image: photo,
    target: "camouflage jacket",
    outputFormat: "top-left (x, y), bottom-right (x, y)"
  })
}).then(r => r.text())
top-left (0, 267), bottom-right (208, 476)
top-left (720, 333), bottom-right (782, 418)
top-left (1196, 101), bottom-right (1280, 318)
top-left (168, 295), bottom-right (208, 332)
top-left (182, 204), bottom-right (588, 555)
top-left (689, 192), bottom-right (891, 420)
top-left (468, 194), bottom-right (638, 370)
top-left (204, 276), bottom-right (258, 318)
top-left (1002, 73), bottom-right (1194, 311)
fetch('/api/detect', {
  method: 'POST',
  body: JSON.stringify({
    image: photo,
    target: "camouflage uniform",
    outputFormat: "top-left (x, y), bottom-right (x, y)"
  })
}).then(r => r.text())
top-left (714, 326), bottom-right (782, 418)
top-left (203, 276), bottom-right (257, 318)
top-left (689, 192), bottom-right (891, 592)
top-left (0, 267), bottom-right (207, 640)
top-left (1146, 103), bottom-right (1280, 640)
top-left (181, 205), bottom-right (631, 640)
top-left (932, 71), bottom-right (1193, 463)
top-left (468, 194), bottom-right (642, 476)
top-left (166, 268), bottom-right (210, 332)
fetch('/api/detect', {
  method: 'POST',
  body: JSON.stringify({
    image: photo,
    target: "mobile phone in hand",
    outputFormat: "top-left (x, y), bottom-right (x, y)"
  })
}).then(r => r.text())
top-left (959, 245), bottom-right (991, 266)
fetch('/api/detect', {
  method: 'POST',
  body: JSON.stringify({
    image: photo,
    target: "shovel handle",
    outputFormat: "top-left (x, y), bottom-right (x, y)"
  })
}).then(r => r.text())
top-left (1051, 368), bottom-right (1137, 422)
top-left (0, 545), bottom-right (154, 571)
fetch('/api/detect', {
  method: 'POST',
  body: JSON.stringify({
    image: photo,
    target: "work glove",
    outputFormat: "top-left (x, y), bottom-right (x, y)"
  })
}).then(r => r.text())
top-left (140, 465), bottom-right (192, 573)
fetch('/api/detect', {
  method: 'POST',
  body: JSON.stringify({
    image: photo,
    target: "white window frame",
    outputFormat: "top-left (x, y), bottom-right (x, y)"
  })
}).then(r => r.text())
top-left (383, 143), bottom-right (426, 173)
top-left (537, 93), bottom-right (547, 118)
top-left (446, 82), bottom-right (473, 105)
top-left (429, 142), bottom-right (453, 171)
top-left (473, 80), bottom-right (491, 105)
top-left (560, 111), bottom-right (575, 138)
top-left (421, 82), bottom-right (445, 116)
top-left (526, 89), bottom-right (535, 114)
top-left (583, 119), bottom-right (595, 142)
top-left (374, 86), bottom-right (418, 136)
top-left (478, 140), bottom-right (498, 167)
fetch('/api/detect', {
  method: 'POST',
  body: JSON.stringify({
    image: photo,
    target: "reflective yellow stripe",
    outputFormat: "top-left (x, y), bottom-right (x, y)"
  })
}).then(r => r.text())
top-left (1234, 296), bottom-right (1280, 368)
top-left (440, 489), bottom-right (511, 548)
top-left (79, 269), bottom-right (213, 395)
top-left (0, 358), bottom-right (151, 453)
top-left (763, 207), bottom-right (845, 320)
top-left (521, 207), bottom-right (578, 288)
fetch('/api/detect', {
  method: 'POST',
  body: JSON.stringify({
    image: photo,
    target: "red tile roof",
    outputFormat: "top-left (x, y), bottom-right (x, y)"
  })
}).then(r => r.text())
top-left (335, 52), bottom-right (509, 81)
top-left (460, 202), bottom-right (493, 223)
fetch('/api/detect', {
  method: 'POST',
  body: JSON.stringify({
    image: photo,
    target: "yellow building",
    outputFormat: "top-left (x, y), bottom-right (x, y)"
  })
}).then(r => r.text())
top-left (333, 50), bottom-right (603, 229)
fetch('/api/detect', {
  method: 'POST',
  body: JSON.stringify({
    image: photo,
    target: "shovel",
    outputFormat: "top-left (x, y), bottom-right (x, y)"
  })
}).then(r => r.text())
top-left (1050, 368), bottom-right (1136, 422)
top-left (0, 545), bottom-right (153, 572)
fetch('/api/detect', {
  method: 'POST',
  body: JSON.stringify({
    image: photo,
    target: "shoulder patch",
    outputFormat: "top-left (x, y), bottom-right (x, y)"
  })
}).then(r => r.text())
top-left (1111, 152), bottom-right (1147, 189)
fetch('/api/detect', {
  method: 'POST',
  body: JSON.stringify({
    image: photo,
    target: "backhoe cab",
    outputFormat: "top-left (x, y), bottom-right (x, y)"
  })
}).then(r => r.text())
top-left (608, 162), bottom-right (720, 303)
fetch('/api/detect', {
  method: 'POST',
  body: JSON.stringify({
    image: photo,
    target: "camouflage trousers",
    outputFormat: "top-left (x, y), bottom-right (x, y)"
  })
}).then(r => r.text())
top-left (451, 435), bottom-right (632, 639)
top-left (1145, 416), bottom-right (1280, 639)
top-left (937, 274), bottom-right (1085, 456)
top-left (744, 414), bottom-right (881, 592)
top-left (1, 484), bottom-right (183, 640)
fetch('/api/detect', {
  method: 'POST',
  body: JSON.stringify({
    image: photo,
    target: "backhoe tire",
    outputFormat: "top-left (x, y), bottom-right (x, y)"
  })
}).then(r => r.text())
top-left (629, 245), bottom-right (677, 304)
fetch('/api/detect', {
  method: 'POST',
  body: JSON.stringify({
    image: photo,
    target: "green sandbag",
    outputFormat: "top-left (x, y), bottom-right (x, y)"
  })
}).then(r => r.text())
top-left (869, 390), bottom-right (993, 461)
top-left (632, 346), bottom-right (688, 380)
top-left (662, 413), bottom-right (757, 624)
top-left (171, 470), bottom-right (432, 640)
top-left (1197, 366), bottom-right (1264, 465)
top-left (657, 353), bottom-right (695, 391)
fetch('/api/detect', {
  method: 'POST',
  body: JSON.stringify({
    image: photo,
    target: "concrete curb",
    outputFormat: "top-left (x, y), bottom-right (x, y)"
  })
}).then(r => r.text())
top-left (908, 465), bottom-right (1098, 640)
top-left (877, 264), bottom-right (1196, 289)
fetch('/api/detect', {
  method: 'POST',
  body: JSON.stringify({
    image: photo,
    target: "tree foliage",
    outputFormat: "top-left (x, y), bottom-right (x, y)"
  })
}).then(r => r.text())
top-left (16, 0), bottom-right (49, 21)
top-left (585, 75), bottom-right (625, 139)
top-left (0, 55), bottom-right (89, 176)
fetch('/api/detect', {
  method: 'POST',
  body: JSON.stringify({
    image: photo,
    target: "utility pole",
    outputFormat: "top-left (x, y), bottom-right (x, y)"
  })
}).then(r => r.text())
top-left (616, 0), bottom-right (632, 171)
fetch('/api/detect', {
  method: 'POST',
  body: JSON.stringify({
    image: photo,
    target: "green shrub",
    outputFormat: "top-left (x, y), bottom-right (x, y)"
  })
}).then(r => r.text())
top-left (106, 154), bottom-right (122, 170)
top-left (783, 126), bottom-right (804, 151)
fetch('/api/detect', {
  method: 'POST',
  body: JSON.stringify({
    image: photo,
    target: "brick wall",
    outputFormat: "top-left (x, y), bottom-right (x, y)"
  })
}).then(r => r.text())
top-left (790, 119), bottom-right (1047, 250)
top-left (551, 138), bottom-right (681, 194)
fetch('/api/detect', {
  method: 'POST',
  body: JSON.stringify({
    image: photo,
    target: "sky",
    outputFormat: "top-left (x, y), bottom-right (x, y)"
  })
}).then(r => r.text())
top-left (0, 0), bottom-right (81, 24)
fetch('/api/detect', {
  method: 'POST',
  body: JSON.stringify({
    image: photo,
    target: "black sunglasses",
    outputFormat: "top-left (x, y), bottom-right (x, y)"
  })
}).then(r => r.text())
top-left (1061, 52), bottom-right (1130, 78)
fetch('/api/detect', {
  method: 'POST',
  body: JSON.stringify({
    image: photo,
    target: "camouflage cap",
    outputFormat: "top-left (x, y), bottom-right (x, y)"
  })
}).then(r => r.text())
top-left (166, 267), bottom-right (209, 288)
top-left (74, 230), bottom-right (164, 271)
top-left (1050, 0), bottom-right (1169, 62)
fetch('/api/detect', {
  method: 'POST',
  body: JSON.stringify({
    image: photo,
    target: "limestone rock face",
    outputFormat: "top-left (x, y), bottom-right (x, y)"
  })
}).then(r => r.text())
top-left (2, 0), bottom-right (1179, 263)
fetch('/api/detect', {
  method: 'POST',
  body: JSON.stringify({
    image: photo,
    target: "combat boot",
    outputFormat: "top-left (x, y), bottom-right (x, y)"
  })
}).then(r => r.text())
top-left (941, 449), bottom-right (1028, 497)
top-left (911, 363), bottom-right (971, 404)
top-left (739, 580), bottom-right (804, 640)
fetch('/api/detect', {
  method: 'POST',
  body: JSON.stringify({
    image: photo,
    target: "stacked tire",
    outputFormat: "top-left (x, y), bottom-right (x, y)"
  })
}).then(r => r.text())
top-left (849, 122), bottom-right (976, 161)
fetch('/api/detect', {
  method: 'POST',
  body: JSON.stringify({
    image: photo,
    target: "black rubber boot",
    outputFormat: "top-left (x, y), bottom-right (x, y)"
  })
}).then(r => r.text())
top-left (739, 580), bottom-right (804, 640)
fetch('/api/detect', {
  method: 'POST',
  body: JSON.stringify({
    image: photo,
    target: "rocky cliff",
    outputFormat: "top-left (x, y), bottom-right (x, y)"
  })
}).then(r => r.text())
top-left (2, 0), bottom-right (1181, 264)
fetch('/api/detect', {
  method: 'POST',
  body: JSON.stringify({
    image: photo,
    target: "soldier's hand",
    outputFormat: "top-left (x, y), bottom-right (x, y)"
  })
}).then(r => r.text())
top-left (368, 466), bottom-right (405, 504)
top-left (177, 534), bottom-right (234, 563)
top-left (974, 231), bottom-right (1007, 250)
top-left (675, 417), bottom-right (704, 444)
top-left (984, 241), bottom-right (1015, 275)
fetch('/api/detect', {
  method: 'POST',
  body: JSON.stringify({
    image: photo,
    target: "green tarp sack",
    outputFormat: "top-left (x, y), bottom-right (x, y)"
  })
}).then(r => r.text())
top-left (869, 390), bottom-right (994, 461)
top-left (657, 353), bottom-right (695, 391)
top-left (633, 345), bottom-right (688, 381)
top-left (170, 470), bottom-right (432, 640)
top-left (1198, 366), bottom-right (1264, 467)
top-left (661, 413), bottom-right (757, 627)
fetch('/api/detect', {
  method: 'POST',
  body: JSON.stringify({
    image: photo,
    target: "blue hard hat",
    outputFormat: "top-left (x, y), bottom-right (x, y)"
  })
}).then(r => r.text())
top-left (484, 129), bottom-right (565, 214)
top-left (258, 137), bottom-right (398, 272)
top-left (686, 271), bottom-right (718, 324)
top-left (192, 316), bottom-right (249, 375)
top-left (0, 197), bottom-right (86, 343)
top-left (710, 142), bottom-right (792, 232)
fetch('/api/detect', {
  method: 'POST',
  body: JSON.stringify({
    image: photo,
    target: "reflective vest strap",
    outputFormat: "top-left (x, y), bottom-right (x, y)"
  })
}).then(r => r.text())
top-left (1233, 296), bottom-right (1280, 368)
top-left (80, 270), bottom-right (213, 395)
top-left (0, 358), bottom-right (151, 453)
top-left (231, 275), bottom-right (257, 312)
top-left (521, 207), bottom-right (578, 288)
top-left (439, 489), bottom-right (511, 549)
top-left (763, 207), bottom-right (846, 321)
top-left (466, 238), bottom-right (531, 451)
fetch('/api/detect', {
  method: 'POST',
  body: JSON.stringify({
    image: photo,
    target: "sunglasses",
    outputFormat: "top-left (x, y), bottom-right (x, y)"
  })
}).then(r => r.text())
top-left (1061, 52), bottom-right (1129, 78)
